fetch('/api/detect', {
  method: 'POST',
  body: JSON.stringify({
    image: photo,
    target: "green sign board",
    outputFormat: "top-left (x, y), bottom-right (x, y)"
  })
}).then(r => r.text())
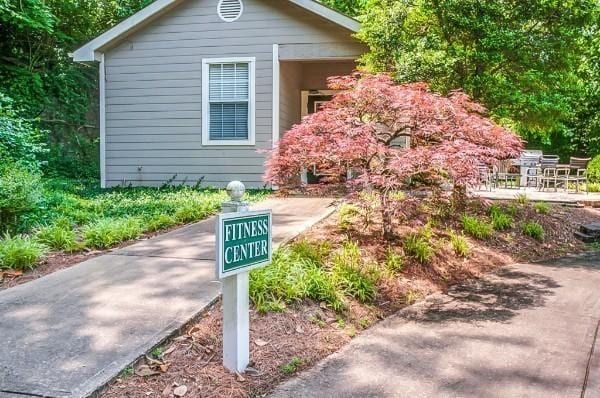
top-left (217, 210), bottom-right (272, 278)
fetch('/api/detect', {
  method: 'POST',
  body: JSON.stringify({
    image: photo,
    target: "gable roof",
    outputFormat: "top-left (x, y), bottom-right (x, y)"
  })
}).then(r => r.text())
top-left (72, 0), bottom-right (361, 62)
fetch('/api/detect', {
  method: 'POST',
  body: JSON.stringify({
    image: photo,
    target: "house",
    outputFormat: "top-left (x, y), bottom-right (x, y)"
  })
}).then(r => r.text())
top-left (73, 0), bottom-right (366, 188)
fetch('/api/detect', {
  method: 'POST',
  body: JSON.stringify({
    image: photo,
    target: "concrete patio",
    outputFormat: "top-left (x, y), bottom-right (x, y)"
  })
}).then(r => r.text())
top-left (473, 187), bottom-right (600, 205)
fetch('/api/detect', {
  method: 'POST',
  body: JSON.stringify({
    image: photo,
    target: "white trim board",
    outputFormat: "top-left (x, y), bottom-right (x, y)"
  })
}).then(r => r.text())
top-left (99, 54), bottom-right (107, 188)
top-left (201, 57), bottom-right (256, 146)
top-left (272, 44), bottom-right (280, 149)
top-left (71, 0), bottom-right (360, 62)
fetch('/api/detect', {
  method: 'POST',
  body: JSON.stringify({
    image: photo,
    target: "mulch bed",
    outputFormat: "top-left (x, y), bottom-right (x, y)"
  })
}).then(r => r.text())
top-left (100, 200), bottom-right (600, 398)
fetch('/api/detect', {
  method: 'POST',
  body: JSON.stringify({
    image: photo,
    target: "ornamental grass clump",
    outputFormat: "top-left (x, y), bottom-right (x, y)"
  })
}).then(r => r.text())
top-left (36, 219), bottom-right (79, 252)
top-left (83, 217), bottom-right (144, 249)
top-left (249, 241), bottom-right (345, 313)
top-left (489, 205), bottom-right (513, 231)
top-left (331, 241), bottom-right (378, 303)
top-left (250, 240), bottom-right (378, 313)
top-left (0, 234), bottom-right (47, 270)
top-left (404, 232), bottom-right (433, 264)
top-left (448, 230), bottom-right (470, 258)
top-left (384, 247), bottom-right (405, 272)
top-left (533, 202), bottom-right (551, 214)
top-left (461, 215), bottom-right (493, 240)
top-left (522, 221), bottom-right (545, 241)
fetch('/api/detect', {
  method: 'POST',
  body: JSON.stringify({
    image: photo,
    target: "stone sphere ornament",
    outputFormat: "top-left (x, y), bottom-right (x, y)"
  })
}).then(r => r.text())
top-left (226, 181), bottom-right (246, 202)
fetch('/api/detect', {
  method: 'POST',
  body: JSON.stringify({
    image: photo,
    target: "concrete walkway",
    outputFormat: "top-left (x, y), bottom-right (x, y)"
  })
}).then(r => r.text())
top-left (0, 197), bottom-right (334, 398)
top-left (271, 252), bottom-right (600, 398)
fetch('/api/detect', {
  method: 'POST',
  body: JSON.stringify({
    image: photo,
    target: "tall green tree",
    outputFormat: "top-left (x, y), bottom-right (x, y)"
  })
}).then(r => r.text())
top-left (357, 0), bottom-right (598, 150)
top-left (0, 0), bottom-right (154, 177)
top-left (320, 0), bottom-right (368, 16)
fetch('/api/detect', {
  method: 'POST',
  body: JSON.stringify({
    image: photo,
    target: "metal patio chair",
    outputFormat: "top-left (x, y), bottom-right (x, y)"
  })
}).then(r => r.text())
top-left (569, 157), bottom-right (591, 193)
top-left (538, 167), bottom-right (559, 191)
top-left (494, 160), bottom-right (520, 189)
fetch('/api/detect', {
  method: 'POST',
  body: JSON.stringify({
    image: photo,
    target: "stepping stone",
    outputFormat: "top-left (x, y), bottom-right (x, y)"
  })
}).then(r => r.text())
top-left (574, 231), bottom-right (599, 243)
top-left (581, 223), bottom-right (600, 237)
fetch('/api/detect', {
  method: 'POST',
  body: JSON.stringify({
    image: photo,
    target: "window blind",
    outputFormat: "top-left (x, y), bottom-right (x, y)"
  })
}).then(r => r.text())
top-left (208, 63), bottom-right (249, 141)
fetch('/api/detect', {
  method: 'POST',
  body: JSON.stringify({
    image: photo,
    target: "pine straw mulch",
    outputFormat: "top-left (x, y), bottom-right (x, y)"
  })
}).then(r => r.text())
top-left (101, 199), bottom-right (600, 398)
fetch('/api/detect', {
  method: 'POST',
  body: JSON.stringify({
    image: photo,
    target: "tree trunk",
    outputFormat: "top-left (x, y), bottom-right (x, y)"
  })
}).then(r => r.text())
top-left (452, 184), bottom-right (468, 212)
top-left (380, 190), bottom-right (394, 239)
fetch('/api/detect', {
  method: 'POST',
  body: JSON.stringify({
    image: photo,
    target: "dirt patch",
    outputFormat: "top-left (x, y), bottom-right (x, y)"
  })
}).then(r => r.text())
top-left (102, 301), bottom-right (354, 398)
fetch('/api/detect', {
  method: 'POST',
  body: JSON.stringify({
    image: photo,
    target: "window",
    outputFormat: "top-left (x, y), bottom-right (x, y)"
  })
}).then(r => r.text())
top-left (202, 57), bottom-right (255, 146)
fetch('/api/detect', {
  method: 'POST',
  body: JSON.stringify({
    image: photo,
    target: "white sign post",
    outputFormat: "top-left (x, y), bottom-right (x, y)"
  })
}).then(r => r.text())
top-left (217, 181), bottom-right (272, 373)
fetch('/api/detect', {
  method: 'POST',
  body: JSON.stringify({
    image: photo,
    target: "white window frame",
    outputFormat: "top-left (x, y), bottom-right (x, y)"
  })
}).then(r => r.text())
top-left (202, 57), bottom-right (256, 146)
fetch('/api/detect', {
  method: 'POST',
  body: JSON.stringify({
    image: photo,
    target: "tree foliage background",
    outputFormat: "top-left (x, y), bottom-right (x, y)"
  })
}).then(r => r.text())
top-left (354, 0), bottom-right (599, 158)
top-left (0, 0), bottom-right (598, 181)
top-left (0, 0), bottom-right (153, 177)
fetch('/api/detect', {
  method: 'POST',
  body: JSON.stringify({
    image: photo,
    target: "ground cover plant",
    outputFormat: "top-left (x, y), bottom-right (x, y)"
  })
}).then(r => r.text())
top-left (0, 179), bottom-right (267, 278)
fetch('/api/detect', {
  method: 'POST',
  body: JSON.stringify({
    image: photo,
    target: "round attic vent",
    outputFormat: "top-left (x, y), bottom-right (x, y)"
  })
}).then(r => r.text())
top-left (218, 0), bottom-right (243, 22)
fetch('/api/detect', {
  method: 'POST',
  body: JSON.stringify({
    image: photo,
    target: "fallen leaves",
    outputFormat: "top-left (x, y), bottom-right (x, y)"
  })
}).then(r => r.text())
top-left (254, 339), bottom-right (268, 347)
top-left (135, 365), bottom-right (160, 377)
top-left (173, 385), bottom-right (188, 397)
top-left (0, 269), bottom-right (23, 281)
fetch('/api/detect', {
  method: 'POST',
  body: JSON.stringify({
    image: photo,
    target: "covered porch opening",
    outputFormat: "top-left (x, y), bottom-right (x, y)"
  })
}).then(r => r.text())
top-left (277, 59), bottom-right (357, 184)
top-left (278, 60), bottom-right (357, 136)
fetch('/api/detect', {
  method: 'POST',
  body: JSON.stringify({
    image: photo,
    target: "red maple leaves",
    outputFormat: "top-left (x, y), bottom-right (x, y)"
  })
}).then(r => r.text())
top-left (265, 72), bottom-right (523, 192)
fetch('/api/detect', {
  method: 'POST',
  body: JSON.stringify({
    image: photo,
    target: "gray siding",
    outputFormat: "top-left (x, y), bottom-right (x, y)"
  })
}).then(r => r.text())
top-left (279, 62), bottom-right (302, 135)
top-left (104, 0), bottom-right (364, 188)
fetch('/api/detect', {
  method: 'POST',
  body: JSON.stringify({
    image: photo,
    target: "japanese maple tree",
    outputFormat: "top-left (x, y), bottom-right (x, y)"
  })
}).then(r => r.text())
top-left (265, 73), bottom-right (523, 237)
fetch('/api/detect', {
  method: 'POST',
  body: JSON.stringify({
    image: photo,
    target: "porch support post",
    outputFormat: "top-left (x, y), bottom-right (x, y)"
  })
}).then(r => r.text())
top-left (272, 44), bottom-right (280, 149)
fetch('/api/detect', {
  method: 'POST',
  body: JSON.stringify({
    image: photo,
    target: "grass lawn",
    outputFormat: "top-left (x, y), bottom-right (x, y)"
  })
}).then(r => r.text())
top-left (0, 179), bottom-right (268, 272)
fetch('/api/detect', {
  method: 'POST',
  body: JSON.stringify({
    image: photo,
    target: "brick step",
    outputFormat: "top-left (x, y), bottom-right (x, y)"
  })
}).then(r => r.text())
top-left (580, 223), bottom-right (600, 237)
top-left (574, 231), bottom-right (600, 244)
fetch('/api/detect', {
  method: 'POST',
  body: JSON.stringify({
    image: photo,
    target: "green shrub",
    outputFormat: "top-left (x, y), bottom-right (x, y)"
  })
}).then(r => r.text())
top-left (533, 202), bottom-right (551, 214)
top-left (145, 213), bottom-right (177, 232)
top-left (250, 243), bottom-right (345, 313)
top-left (506, 203), bottom-right (520, 216)
top-left (522, 221), bottom-right (544, 241)
top-left (250, 240), bottom-right (377, 313)
top-left (357, 191), bottom-right (379, 227)
top-left (491, 212), bottom-right (513, 231)
top-left (515, 194), bottom-right (529, 205)
top-left (588, 155), bottom-right (600, 183)
top-left (461, 215), bottom-right (493, 239)
top-left (290, 239), bottom-right (331, 265)
top-left (331, 241), bottom-right (377, 302)
top-left (448, 231), bottom-right (470, 257)
top-left (384, 247), bottom-right (404, 272)
top-left (404, 234), bottom-right (433, 263)
top-left (586, 183), bottom-right (600, 193)
top-left (174, 201), bottom-right (211, 223)
top-left (0, 164), bottom-right (43, 232)
top-left (0, 94), bottom-right (47, 170)
top-left (36, 221), bottom-right (79, 252)
top-left (0, 234), bottom-right (47, 270)
top-left (338, 203), bottom-right (360, 230)
top-left (83, 217), bottom-right (144, 249)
